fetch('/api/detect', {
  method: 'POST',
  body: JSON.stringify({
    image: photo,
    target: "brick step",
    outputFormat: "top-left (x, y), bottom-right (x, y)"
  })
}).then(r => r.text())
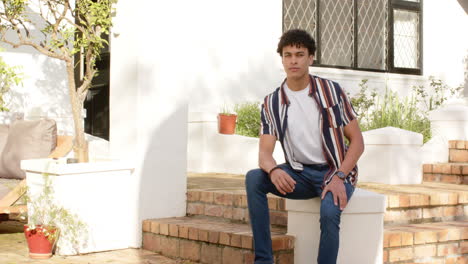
top-left (142, 216), bottom-right (294, 264)
top-left (187, 190), bottom-right (287, 226)
top-left (423, 163), bottom-right (468, 185)
top-left (359, 182), bottom-right (468, 225)
top-left (449, 140), bottom-right (468, 163)
top-left (188, 182), bottom-right (468, 226)
top-left (383, 221), bottom-right (468, 263)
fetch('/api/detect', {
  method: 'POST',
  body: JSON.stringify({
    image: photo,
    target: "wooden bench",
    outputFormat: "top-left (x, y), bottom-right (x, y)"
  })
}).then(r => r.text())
top-left (0, 135), bottom-right (73, 217)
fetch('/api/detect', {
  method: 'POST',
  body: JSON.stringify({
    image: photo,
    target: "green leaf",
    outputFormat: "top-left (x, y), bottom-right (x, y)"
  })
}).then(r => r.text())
top-left (234, 102), bottom-right (261, 138)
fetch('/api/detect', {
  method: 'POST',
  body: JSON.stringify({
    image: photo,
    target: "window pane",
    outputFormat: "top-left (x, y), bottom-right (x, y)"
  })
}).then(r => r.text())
top-left (393, 9), bottom-right (420, 69)
top-left (357, 0), bottom-right (387, 70)
top-left (320, 0), bottom-right (354, 67)
top-left (283, 0), bottom-right (317, 40)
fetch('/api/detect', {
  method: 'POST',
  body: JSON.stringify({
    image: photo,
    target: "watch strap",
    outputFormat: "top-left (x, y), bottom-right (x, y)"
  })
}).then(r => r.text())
top-left (335, 171), bottom-right (346, 180)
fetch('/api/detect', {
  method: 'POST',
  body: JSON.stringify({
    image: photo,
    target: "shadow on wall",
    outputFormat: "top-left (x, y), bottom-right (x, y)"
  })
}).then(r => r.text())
top-left (1, 6), bottom-right (70, 118)
top-left (30, 53), bottom-right (70, 117)
top-left (138, 103), bottom-right (188, 224)
top-left (1, 51), bottom-right (69, 117)
top-left (2, 47), bottom-right (71, 132)
top-left (464, 51), bottom-right (468, 97)
top-left (0, 3), bottom-right (49, 55)
top-left (3, 84), bottom-right (24, 112)
top-left (188, 50), bottom-right (283, 112)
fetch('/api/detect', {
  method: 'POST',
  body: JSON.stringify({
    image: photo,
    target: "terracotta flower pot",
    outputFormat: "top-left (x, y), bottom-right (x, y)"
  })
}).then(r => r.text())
top-left (218, 113), bottom-right (237, 134)
top-left (24, 225), bottom-right (57, 259)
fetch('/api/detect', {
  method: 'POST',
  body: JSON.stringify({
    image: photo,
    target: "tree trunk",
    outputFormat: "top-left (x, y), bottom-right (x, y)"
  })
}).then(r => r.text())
top-left (66, 61), bottom-right (89, 163)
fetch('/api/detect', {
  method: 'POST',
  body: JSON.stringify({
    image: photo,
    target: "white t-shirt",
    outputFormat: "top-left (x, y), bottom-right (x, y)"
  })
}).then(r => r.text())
top-left (284, 83), bottom-right (326, 164)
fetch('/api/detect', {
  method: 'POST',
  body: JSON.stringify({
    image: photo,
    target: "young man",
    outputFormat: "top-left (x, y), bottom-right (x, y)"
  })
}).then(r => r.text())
top-left (245, 29), bottom-right (364, 264)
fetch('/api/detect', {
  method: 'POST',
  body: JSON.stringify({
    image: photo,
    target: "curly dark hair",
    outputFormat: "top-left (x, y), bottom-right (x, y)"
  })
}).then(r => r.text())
top-left (277, 29), bottom-right (316, 56)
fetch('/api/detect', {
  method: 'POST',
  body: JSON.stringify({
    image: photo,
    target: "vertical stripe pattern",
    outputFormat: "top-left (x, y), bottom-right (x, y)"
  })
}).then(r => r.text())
top-left (260, 75), bottom-right (358, 187)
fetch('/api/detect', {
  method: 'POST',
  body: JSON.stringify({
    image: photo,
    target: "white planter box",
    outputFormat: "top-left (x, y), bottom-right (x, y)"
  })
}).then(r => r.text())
top-left (429, 104), bottom-right (468, 141)
top-left (424, 104), bottom-right (468, 163)
top-left (187, 112), bottom-right (285, 174)
top-left (286, 188), bottom-right (386, 264)
top-left (21, 158), bottom-right (134, 255)
top-left (358, 127), bottom-right (423, 184)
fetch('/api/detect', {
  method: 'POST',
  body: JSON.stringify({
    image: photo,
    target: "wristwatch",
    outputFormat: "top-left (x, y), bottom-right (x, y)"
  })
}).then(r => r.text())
top-left (335, 171), bottom-right (346, 181)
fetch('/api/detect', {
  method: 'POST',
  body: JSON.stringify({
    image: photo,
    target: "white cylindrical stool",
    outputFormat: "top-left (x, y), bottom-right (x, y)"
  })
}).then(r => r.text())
top-left (287, 188), bottom-right (386, 264)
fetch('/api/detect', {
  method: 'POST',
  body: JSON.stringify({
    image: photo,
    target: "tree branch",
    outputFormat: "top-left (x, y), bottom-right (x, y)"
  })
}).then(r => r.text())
top-left (77, 49), bottom-right (96, 96)
top-left (0, 32), bottom-right (67, 61)
top-left (45, 1), bottom-right (59, 22)
top-left (63, 16), bottom-right (85, 34)
top-left (17, 19), bottom-right (30, 38)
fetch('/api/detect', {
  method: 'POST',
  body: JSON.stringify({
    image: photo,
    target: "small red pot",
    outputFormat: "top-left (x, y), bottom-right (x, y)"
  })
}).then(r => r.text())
top-left (24, 225), bottom-right (57, 259)
top-left (218, 113), bottom-right (237, 134)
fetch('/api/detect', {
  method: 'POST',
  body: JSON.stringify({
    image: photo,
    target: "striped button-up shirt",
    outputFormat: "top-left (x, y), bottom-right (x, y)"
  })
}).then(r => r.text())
top-left (260, 74), bottom-right (358, 187)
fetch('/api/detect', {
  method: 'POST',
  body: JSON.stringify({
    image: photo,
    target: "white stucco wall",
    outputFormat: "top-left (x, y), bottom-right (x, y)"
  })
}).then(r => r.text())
top-left (180, 0), bottom-right (285, 113)
top-left (187, 112), bottom-right (285, 174)
top-left (0, 49), bottom-right (72, 132)
top-left (181, 0), bottom-right (468, 114)
top-left (3, 0), bottom-right (466, 137)
top-left (2, 0), bottom-right (466, 131)
top-left (424, 0), bottom-right (468, 90)
top-left (0, 2), bottom-right (74, 133)
top-left (109, 0), bottom-right (190, 248)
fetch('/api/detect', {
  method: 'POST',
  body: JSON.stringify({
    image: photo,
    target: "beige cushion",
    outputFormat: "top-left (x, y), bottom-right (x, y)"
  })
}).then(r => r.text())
top-left (0, 125), bottom-right (9, 181)
top-left (0, 119), bottom-right (57, 179)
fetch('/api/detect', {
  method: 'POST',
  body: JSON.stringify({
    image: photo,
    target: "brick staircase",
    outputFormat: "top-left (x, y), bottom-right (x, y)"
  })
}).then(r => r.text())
top-left (359, 182), bottom-right (468, 263)
top-left (142, 141), bottom-right (468, 264)
top-left (423, 140), bottom-right (468, 185)
top-left (143, 191), bottom-right (292, 264)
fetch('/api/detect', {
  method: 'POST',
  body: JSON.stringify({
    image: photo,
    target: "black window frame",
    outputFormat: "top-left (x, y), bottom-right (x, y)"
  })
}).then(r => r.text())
top-left (282, 0), bottom-right (423, 75)
top-left (388, 0), bottom-right (423, 75)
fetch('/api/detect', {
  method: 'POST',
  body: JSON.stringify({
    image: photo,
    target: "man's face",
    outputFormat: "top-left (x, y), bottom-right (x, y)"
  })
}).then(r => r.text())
top-left (281, 45), bottom-right (314, 80)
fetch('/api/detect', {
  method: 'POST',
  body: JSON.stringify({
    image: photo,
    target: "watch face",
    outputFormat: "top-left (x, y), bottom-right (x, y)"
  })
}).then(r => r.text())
top-left (337, 171), bottom-right (346, 179)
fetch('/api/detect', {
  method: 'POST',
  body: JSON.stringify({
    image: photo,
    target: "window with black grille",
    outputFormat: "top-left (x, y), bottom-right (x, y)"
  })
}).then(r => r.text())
top-left (283, 0), bottom-right (422, 75)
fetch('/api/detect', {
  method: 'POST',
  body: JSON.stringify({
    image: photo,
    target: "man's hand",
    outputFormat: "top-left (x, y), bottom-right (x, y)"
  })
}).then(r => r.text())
top-left (270, 168), bottom-right (296, 195)
top-left (321, 176), bottom-right (347, 210)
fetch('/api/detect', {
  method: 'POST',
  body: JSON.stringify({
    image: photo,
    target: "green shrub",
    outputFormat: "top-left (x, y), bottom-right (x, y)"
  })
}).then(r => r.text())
top-left (350, 79), bottom-right (377, 125)
top-left (362, 88), bottom-right (431, 143)
top-left (234, 102), bottom-right (261, 138)
top-left (412, 76), bottom-right (463, 111)
top-left (351, 77), bottom-right (461, 143)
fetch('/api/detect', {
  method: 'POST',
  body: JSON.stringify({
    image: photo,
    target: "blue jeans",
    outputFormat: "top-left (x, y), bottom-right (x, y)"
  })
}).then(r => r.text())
top-left (245, 163), bottom-right (355, 264)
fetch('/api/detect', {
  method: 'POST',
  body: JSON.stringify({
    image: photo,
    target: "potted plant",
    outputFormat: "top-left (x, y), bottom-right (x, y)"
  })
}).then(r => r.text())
top-left (218, 104), bottom-right (237, 134)
top-left (19, 157), bottom-right (134, 255)
top-left (0, 0), bottom-right (116, 162)
top-left (234, 101), bottom-right (261, 137)
top-left (19, 172), bottom-right (86, 259)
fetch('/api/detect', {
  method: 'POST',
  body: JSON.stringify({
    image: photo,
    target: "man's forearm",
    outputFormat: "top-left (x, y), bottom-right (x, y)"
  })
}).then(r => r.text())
top-left (259, 152), bottom-right (278, 174)
top-left (337, 138), bottom-right (364, 175)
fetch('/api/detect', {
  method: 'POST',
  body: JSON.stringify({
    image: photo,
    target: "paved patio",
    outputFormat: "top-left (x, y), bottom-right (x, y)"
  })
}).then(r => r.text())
top-left (0, 220), bottom-right (198, 264)
top-left (0, 173), bottom-right (243, 264)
